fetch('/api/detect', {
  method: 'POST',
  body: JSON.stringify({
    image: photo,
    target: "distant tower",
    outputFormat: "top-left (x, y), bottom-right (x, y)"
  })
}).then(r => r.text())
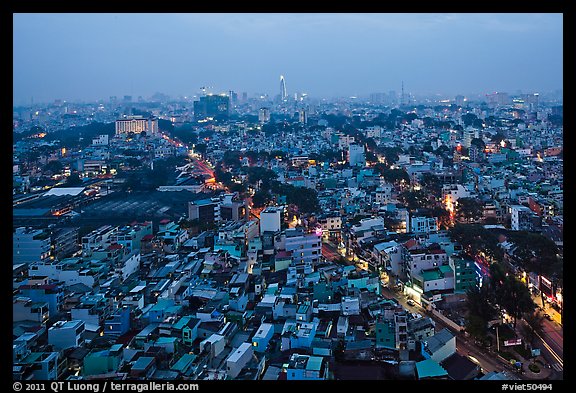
top-left (280, 75), bottom-right (287, 101)
top-left (401, 81), bottom-right (405, 106)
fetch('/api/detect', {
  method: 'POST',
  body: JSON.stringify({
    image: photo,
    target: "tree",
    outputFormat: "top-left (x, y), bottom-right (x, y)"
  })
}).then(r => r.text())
top-left (365, 151), bottom-right (378, 164)
top-left (497, 275), bottom-right (535, 328)
top-left (252, 190), bottom-right (271, 208)
top-left (466, 314), bottom-right (490, 341)
top-left (44, 160), bottom-right (64, 174)
top-left (65, 172), bottom-right (83, 187)
top-left (520, 311), bottom-right (544, 346)
top-left (434, 145), bottom-right (451, 157)
top-left (467, 285), bottom-right (498, 322)
top-left (194, 143), bottom-right (207, 158)
top-left (214, 165), bottom-right (233, 186)
top-left (222, 150), bottom-right (243, 168)
top-left (505, 231), bottom-right (561, 309)
top-left (398, 189), bottom-right (429, 211)
top-left (456, 197), bottom-right (484, 222)
top-left (429, 206), bottom-right (451, 229)
top-left (376, 146), bottom-right (402, 166)
top-left (245, 167), bottom-right (277, 190)
top-left (271, 181), bottom-right (320, 214)
top-left (462, 113), bottom-right (478, 127)
top-left (470, 137), bottom-right (486, 150)
top-left (491, 132), bottom-right (506, 143)
top-left (449, 223), bottom-right (503, 262)
top-left (421, 173), bottom-right (443, 198)
top-left (374, 164), bottom-right (410, 184)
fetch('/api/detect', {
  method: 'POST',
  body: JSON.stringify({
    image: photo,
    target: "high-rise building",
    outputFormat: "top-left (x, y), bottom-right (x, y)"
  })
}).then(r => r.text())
top-left (348, 144), bottom-right (365, 167)
top-left (260, 206), bottom-right (282, 235)
top-left (522, 93), bottom-right (540, 111)
top-left (259, 107), bottom-right (271, 123)
top-left (115, 115), bottom-right (158, 136)
top-left (298, 109), bottom-right (307, 124)
top-left (280, 75), bottom-right (287, 101)
top-left (193, 94), bottom-right (230, 119)
top-left (455, 95), bottom-right (465, 107)
top-left (229, 90), bottom-right (238, 106)
top-left (485, 92), bottom-right (511, 107)
top-left (13, 227), bottom-right (51, 265)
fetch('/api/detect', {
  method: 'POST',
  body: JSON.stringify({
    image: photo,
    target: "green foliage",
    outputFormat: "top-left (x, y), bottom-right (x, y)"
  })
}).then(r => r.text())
top-left (198, 129), bottom-right (214, 140)
top-left (491, 132), bottom-right (506, 143)
top-left (309, 149), bottom-right (343, 163)
top-left (434, 144), bottom-right (451, 157)
top-left (456, 197), bottom-right (484, 222)
top-left (365, 151), bottom-right (378, 164)
top-left (65, 172), bottom-right (83, 186)
top-left (466, 314), bottom-right (489, 340)
top-left (465, 284), bottom-right (498, 340)
top-left (505, 231), bottom-right (560, 278)
top-left (449, 224), bottom-right (504, 262)
top-left (43, 160), bottom-right (64, 174)
top-left (120, 157), bottom-right (184, 191)
top-left (398, 189), bottom-right (429, 211)
top-left (492, 273), bottom-right (535, 328)
top-left (519, 312), bottom-right (544, 345)
top-left (170, 126), bottom-right (199, 145)
top-left (470, 137), bottom-right (486, 150)
top-left (497, 350), bottom-right (516, 362)
top-left (374, 164), bottom-right (410, 184)
top-left (271, 181), bottom-right (319, 214)
top-left (221, 150), bottom-right (244, 168)
top-left (467, 285), bottom-right (498, 321)
top-left (44, 122), bottom-right (115, 148)
top-left (376, 146), bottom-right (402, 165)
top-left (462, 113), bottom-right (478, 127)
top-left (269, 150), bottom-right (287, 160)
top-left (194, 143), bottom-right (207, 158)
top-left (244, 166), bottom-right (277, 189)
top-left (252, 190), bottom-right (272, 208)
top-left (528, 363), bottom-right (541, 373)
top-left (158, 119), bottom-right (174, 133)
top-left (420, 173), bottom-right (443, 198)
top-left (214, 166), bottom-right (232, 185)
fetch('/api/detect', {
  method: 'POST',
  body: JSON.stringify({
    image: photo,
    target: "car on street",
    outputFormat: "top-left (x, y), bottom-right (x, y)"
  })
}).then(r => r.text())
top-left (407, 299), bottom-right (416, 306)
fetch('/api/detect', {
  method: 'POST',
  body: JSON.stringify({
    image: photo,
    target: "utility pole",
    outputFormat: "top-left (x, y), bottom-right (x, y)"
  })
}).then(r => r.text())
top-left (496, 325), bottom-right (500, 352)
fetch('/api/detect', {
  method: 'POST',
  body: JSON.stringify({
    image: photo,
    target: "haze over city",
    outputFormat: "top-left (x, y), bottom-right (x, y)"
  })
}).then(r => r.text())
top-left (13, 13), bottom-right (563, 105)
top-left (12, 11), bottom-right (563, 384)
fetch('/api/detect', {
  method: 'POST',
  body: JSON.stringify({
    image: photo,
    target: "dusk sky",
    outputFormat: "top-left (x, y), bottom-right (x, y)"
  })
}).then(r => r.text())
top-left (13, 13), bottom-right (563, 105)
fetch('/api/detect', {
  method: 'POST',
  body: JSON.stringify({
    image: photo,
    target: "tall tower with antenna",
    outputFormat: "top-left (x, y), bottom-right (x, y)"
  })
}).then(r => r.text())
top-left (280, 75), bottom-right (287, 101)
top-left (401, 81), bottom-right (405, 106)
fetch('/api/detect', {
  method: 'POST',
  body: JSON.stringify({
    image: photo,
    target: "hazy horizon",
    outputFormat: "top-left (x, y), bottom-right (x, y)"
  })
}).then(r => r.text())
top-left (13, 13), bottom-right (563, 105)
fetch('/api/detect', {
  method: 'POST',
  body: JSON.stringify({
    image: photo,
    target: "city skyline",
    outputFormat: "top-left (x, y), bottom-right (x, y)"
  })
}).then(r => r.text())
top-left (13, 13), bottom-right (563, 105)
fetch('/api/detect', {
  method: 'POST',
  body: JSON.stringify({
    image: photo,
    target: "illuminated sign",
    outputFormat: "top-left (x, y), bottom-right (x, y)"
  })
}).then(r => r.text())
top-left (504, 339), bottom-right (522, 346)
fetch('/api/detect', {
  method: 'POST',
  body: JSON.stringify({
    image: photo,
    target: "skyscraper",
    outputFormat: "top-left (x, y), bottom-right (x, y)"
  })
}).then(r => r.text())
top-left (193, 94), bottom-right (230, 120)
top-left (280, 75), bottom-right (287, 101)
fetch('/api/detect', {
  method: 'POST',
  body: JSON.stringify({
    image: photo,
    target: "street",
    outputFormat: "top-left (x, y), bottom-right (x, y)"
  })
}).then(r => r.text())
top-left (379, 286), bottom-right (523, 376)
top-left (322, 241), bottom-right (341, 262)
top-left (535, 319), bottom-right (563, 374)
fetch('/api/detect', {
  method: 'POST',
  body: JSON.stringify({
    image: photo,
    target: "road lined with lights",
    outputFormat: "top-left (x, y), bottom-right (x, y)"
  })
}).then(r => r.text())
top-left (379, 286), bottom-right (523, 377)
top-left (322, 242), bottom-right (341, 262)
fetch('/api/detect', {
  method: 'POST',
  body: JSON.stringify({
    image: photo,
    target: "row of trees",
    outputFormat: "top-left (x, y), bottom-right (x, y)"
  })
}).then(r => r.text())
top-left (466, 262), bottom-right (537, 342)
top-left (214, 157), bottom-right (320, 214)
top-left (449, 223), bottom-right (505, 262)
